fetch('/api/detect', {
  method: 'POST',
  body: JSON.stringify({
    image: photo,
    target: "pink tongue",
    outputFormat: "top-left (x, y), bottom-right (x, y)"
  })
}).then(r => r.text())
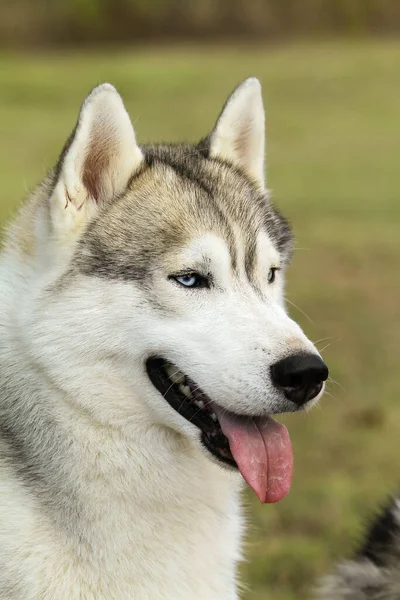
top-left (212, 406), bottom-right (293, 503)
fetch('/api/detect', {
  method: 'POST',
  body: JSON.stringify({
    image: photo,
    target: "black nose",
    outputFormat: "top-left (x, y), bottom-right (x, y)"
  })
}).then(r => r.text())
top-left (270, 353), bottom-right (329, 406)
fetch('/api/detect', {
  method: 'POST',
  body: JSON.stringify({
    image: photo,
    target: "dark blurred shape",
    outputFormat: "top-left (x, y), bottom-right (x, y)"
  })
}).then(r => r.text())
top-left (1, 0), bottom-right (400, 49)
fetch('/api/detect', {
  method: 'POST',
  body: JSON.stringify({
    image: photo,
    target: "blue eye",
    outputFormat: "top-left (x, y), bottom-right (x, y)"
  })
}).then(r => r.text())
top-left (171, 273), bottom-right (209, 289)
top-left (176, 274), bottom-right (198, 287)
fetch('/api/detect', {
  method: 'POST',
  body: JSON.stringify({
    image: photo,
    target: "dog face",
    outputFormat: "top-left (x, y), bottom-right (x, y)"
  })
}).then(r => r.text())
top-left (28, 80), bottom-right (328, 501)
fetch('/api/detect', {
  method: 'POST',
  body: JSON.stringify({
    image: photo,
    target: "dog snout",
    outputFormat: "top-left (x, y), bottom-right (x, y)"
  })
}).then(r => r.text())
top-left (270, 353), bottom-right (329, 406)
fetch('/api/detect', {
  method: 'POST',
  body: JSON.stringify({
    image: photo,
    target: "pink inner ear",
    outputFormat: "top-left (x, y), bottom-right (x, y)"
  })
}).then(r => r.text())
top-left (232, 119), bottom-right (253, 164)
top-left (82, 120), bottom-right (115, 203)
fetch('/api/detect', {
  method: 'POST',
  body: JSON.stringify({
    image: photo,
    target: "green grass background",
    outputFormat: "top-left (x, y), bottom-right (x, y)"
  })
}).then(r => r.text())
top-left (1, 40), bottom-right (399, 599)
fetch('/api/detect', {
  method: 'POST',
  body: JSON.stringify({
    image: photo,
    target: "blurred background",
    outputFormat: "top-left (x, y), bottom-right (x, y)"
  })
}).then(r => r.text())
top-left (0, 1), bottom-right (399, 599)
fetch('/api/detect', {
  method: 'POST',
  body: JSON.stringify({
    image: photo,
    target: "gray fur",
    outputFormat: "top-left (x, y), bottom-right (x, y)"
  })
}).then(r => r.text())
top-left (0, 80), bottom-right (321, 600)
top-left (317, 496), bottom-right (400, 600)
top-left (72, 143), bottom-right (292, 288)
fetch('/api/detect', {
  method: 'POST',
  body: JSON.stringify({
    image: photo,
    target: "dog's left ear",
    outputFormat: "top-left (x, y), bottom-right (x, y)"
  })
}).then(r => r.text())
top-left (206, 78), bottom-right (265, 189)
top-left (50, 84), bottom-right (143, 237)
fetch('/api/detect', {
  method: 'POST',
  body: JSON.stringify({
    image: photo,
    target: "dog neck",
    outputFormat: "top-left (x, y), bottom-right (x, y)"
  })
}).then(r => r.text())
top-left (0, 325), bottom-right (243, 598)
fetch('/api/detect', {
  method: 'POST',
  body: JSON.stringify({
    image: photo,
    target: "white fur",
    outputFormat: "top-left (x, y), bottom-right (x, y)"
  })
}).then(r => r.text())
top-left (0, 82), bottom-right (324, 599)
top-left (52, 84), bottom-right (143, 242)
top-left (209, 77), bottom-right (266, 188)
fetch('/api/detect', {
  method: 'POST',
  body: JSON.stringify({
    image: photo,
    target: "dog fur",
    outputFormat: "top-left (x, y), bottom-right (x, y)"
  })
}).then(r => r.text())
top-left (0, 79), bottom-right (325, 599)
top-left (318, 495), bottom-right (400, 600)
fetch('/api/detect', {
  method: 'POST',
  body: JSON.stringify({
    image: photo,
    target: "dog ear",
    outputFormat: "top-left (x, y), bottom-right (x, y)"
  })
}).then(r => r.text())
top-left (50, 84), bottom-right (143, 231)
top-left (206, 78), bottom-right (265, 189)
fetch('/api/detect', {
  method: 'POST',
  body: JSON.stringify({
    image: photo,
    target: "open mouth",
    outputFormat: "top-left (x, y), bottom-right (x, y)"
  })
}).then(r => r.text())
top-left (146, 357), bottom-right (294, 504)
top-left (146, 357), bottom-right (235, 467)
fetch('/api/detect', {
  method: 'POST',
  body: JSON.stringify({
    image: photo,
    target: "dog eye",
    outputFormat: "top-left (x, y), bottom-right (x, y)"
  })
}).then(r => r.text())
top-left (172, 273), bottom-right (209, 289)
top-left (267, 267), bottom-right (278, 284)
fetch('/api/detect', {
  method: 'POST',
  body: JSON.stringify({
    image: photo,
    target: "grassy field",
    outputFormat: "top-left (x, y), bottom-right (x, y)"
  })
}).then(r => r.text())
top-left (1, 39), bottom-right (399, 599)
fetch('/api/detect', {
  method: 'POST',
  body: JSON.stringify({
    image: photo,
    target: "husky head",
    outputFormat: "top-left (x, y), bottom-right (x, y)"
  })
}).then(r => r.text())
top-left (24, 80), bottom-right (328, 503)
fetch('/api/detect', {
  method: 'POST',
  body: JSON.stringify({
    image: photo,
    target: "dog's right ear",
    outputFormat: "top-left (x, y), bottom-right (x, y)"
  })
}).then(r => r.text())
top-left (50, 84), bottom-right (143, 238)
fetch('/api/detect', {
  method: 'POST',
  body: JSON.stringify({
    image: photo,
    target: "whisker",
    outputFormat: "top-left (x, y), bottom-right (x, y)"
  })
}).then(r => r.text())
top-left (163, 380), bottom-right (178, 399)
top-left (312, 336), bottom-right (336, 346)
top-left (328, 377), bottom-right (346, 392)
top-left (319, 342), bottom-right (333, 354)
top-left (285, 298), bottom-right (314, 324)
top-left (190, 385), bottom-right (201, 395)
top-left (177, 395), bottom-right (189, 414)
top-left (189, 397), bottom-right (214, 422)
top-left (163, 367), bottom-right (183, 382)
top-left (160, 372), bottom-right (187, 413)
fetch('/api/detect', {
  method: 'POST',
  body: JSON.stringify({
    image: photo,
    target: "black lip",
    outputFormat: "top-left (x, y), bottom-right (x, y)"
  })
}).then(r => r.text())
top-left (146, 357), bottom-right (237, 468)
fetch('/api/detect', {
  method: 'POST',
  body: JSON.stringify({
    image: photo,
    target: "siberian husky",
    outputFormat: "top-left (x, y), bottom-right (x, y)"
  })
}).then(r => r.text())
top-left (0, 78), bottom-right (329, 599)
